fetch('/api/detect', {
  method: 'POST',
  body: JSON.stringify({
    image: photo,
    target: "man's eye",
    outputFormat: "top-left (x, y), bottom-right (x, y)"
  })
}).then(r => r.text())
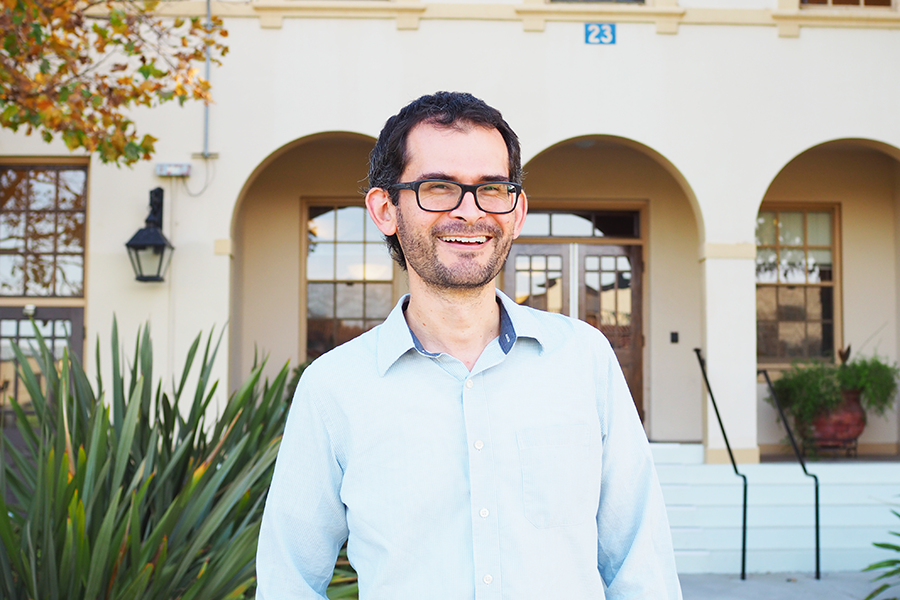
top-left (422, 182), bottom-right (457, 193)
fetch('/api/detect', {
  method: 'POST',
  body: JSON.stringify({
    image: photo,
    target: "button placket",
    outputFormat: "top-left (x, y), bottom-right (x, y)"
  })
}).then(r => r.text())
top-left (462, 371), bottom-right (501, 599)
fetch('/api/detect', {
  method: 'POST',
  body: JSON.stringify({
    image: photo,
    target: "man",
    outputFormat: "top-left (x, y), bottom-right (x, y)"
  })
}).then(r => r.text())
top-left (257, 91), bottom-right (682, 599)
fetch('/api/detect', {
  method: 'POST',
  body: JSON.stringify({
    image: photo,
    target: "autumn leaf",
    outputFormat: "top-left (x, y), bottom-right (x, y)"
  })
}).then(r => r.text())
top-left (0, 0), bottom-right (228, 166)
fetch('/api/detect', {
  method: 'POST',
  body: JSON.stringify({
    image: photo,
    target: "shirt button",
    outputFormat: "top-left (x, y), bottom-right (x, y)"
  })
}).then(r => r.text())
top-left (480, 508), bottom-right (489, 518)
top-left (483, 574), bottom-right (493, 585)
top-left (465, 379), bottom-right (474, 389)
top-left (474, 440), bottom-right (484, 450)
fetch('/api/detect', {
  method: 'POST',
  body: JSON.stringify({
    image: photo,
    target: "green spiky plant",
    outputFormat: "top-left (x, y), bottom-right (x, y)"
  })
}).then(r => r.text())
top-left (0, 320), bottom-right (293, 600)
top-left (865, 508), bottom-right (900, 600)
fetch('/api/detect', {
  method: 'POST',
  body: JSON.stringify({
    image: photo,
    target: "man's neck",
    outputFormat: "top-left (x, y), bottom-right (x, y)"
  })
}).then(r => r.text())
top-left (404, 278), bottom-right (501, 371)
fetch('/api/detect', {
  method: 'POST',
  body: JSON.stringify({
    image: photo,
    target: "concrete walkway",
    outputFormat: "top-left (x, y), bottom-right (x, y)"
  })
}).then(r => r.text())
top-left (680, 571), bottom-right (885, 600)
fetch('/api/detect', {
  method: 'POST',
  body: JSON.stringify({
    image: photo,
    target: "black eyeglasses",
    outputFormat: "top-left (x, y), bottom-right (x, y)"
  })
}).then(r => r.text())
top-left (389, 179), bottom-right (522, 214)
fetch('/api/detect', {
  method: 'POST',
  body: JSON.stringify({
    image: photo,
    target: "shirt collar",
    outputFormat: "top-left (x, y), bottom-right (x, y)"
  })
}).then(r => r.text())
top-left (376, 288), bottom-right (546, 376)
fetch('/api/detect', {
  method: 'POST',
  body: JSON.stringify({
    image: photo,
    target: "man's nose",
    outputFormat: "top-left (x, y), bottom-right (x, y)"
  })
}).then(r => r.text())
top-left (449, 190), bottom-right (485, 221)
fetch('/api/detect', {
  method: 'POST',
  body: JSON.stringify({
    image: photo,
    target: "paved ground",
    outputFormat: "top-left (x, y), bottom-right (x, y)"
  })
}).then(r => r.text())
top-left (680, 571), bottom-right (886, 600)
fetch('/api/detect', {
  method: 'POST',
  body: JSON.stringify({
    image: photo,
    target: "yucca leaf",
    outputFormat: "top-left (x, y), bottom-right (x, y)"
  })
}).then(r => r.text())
top-left (864, 582), bottom-right (892, 600)
top-left (112, 318), bottom-right (125, 434)
top-left (81, 402), bottom-right (109, 506)
top-left (112, 378), bottom-right (144, 490)
top-left (0, 493), bottom-right (22, 597)
top-left (59, 504), bottom-right (76, 595)
top-left (114, 562), bottom-right (154, 600)
top-left (59, 354), bottom-right (76, 478)
top-left (169, 440), bottom-right (279, 588)
top-left (175, 333), bottom-right (202, 401)
top-left (83, 487), bottom-right (122, 599)
top-left (95, 333), bottom-right (104, 406)
top-left (7, 393), bottom-right (39, 458)
top-left (181, 524), bottom-right (260, 600)
top-left (11, 343), bottom-right (48, 423)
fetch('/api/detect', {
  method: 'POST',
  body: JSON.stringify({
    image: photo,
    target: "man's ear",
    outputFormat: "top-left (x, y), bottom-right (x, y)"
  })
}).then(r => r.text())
top-left (512, 190), bottom-right (528, 240)
top-left (366, 187), bottom-right (398, 236)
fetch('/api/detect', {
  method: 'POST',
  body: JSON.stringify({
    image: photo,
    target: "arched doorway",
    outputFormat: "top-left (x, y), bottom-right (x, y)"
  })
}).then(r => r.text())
top-left (518, 136), bottom-right (702, 442)
top-left (757, 139), bottom-right (900, 456)
top-left (230, 132), bottom-right (387, 386)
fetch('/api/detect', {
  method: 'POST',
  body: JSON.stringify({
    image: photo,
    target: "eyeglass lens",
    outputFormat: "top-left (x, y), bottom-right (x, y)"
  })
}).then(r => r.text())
top-left (417, 181), bottom-right (516, 213)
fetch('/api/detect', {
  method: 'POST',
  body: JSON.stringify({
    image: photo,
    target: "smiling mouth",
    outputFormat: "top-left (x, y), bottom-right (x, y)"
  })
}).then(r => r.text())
top-left (439, 235), bottom-right (490, 245)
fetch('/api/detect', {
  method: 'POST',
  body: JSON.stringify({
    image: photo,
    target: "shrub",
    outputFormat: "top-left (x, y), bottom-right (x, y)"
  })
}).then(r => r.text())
top-left (0, 320), bottom-right (290, 600)
top-left (767, 355), bottom-right (899, 440)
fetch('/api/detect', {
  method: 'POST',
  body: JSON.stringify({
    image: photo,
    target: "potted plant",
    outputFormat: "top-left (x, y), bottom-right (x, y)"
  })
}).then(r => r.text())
top-left (768, 349), bottom-right (900, 455)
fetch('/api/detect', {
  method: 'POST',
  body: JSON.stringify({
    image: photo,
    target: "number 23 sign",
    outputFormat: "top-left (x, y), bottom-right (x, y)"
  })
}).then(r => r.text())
top-left (585, 23), bottom-right (616, 44)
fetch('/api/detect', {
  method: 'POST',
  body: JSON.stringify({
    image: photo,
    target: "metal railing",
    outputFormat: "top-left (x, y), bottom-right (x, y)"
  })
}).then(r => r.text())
top-left (693, 348), bottom-right (748, 580)
top-left (758, 369), bottom-right (821, 580)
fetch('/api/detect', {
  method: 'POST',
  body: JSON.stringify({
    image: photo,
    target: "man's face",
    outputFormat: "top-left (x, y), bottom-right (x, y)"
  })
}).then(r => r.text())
top-left (390, 122), bottom-right (527, 291)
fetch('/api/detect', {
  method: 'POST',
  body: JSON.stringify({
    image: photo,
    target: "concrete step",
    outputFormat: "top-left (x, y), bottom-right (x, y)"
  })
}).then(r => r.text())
top-left (650, 450), bottom-right (900, 574)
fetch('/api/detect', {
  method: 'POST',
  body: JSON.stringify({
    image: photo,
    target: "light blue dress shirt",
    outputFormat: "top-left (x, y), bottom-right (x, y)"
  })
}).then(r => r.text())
top-left (257, 291), bottom-right (682, 599)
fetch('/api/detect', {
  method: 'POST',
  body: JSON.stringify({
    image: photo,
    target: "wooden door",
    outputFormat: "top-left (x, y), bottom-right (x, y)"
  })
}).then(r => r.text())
top-left (504, 242), bottom-right (644, 420)
top-left (579, 245), bottom-right (643, 420)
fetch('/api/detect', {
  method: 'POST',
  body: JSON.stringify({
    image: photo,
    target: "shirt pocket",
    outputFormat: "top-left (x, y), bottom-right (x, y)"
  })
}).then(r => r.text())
top-left (516, 423), bottom-right (594, 529)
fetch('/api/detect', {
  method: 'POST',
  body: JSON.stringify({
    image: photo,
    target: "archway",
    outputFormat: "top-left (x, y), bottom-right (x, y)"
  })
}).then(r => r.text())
top-left (230, 132), bottom-right (378, 387)
top-left (521, 136), bottom-right (702, 442)
top-left (757, 138), bottom-right (900, 456)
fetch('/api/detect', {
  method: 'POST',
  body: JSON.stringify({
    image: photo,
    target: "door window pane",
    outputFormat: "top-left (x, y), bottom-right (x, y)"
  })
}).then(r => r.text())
top-left (756, 206), bottom-right (836, 362)
top-left (520, 211), bottom-right (638, 239)
top-left (777, 286), bottom-right (805, 321)
top-left (365, 283), bottom-right (393, 320)
top-left (336, 207), bottom-right (365, 242)
top-left (778, 212), bottom-right (804, 246)
top-left (307, 244), bottom-right (335, 280)
top-left (551, 214), bottom-right (594, 237)
top-left (807, 249), bottom-right (832, 283)
top-left (757, 287), bottom-right (777, 320)
top-left (0, 307), bottom-right (83, 409)
top-left (756, 212), bottom-right (776, 245)
top-left (335, 243), bottom-right (365, 280)
top-left (519, 213), bottom-right (550, 237)
top-left (513, 253), bottom-right (565, 313)
top-left (0, 166), bottom-right (87, 297)
top-left (780, 249), bottom-right (806, 283)
top-left (308, 283), bottom-right (334, 318)
top-left (335, 282), bottom-right (364, 318)
top-left (305, 203), bottom-right (396, 360)
top-left (807, 212), bottom-right (832, 246)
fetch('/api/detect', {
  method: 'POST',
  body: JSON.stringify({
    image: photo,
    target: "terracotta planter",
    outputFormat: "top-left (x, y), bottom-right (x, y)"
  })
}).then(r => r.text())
top-left (807, 389), bottom-right (867, 453)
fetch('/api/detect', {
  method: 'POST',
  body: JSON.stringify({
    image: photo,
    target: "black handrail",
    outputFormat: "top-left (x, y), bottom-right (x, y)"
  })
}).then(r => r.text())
top-left (693, 348), bottom-right (748, 580)
top-left (758, 369), bottom-right (821, 580)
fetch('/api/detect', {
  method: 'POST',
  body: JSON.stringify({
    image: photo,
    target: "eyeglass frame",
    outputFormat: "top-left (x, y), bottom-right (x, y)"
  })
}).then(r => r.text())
top-left (388, 179), bottom-right (523, 215)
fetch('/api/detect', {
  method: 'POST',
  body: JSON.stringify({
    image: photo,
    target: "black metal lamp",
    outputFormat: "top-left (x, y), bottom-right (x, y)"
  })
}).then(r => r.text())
top-left (126, 187), bottom-right (174, 282)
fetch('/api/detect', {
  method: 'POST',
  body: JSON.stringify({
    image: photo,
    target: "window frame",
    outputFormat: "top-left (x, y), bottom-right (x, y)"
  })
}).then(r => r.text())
top-left (299, 198), bottom-right (403, 364)
top-left (756, 202), bottom-right (843, 368)
top-left (800, 0), bottom-right (892, 8)
top-left (0, 158), bottom-right (90, 300)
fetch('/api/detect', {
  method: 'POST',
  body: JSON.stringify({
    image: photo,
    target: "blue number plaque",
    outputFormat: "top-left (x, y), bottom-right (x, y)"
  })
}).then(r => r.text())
top-left (585, 23), bottom-right (616, 45)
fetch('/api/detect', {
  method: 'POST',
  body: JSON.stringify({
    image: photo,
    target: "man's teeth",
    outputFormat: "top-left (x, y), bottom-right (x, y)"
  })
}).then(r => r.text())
top-left (441, 236), bottom-right (488, 244)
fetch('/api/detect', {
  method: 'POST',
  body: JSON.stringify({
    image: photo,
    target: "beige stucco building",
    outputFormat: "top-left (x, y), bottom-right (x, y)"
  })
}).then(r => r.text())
top-left (2, 0), bottom-right (900, 573)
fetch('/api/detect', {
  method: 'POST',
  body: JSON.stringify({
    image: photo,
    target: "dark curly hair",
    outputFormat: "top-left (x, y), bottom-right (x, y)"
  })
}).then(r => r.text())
top-left (368, 91), bottom-right (523, 270)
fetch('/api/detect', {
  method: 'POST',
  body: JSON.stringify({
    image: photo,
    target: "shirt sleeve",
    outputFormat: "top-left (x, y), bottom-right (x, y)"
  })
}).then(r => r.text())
top-left (256, 372), bottom-right (349, 600)
top-left (595, 340), bottom-right (683, 600)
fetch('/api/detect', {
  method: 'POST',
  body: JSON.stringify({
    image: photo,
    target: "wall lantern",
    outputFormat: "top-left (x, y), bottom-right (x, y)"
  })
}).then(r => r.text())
top-left (125, 187), bottom-right (174, 282)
